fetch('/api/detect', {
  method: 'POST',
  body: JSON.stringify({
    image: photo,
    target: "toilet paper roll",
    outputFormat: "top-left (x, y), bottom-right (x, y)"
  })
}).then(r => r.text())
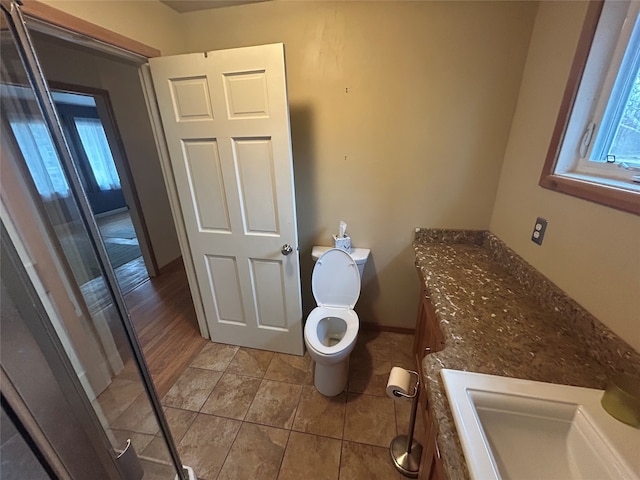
top-left (386, 366), bottom-right (413, 399)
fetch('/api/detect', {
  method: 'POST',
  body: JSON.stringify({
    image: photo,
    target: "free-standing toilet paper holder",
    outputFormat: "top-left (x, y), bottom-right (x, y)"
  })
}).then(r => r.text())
top-left (389, 369), bottom-right (423, 478)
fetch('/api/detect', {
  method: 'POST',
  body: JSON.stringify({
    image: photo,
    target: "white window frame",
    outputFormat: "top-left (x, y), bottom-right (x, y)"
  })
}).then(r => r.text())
top-left (588, 6), bottom-right (640, 168)
top-left (540, 0), bottom-right (640, 215)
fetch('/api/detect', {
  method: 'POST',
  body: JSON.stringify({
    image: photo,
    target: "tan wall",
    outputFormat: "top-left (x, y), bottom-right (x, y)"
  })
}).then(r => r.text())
top-left (180, 1), bottom-right (537, 326)
top-left (36, 0), bottom-right (186, 55)
top-left (26, 2), bottom-right (638, 350)
top-left (490, 2), bottom-right (640, 352)
top-left (33, 35), bottom-right (181, 268)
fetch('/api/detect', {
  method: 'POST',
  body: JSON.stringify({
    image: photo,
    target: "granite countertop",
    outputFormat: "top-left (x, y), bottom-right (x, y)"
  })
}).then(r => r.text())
top-left (413, 229), bottom-right (640, 480)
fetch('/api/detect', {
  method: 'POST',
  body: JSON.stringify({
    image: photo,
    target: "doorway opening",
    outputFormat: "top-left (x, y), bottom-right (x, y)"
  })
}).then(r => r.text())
top-left (52, 88), bottom-right (150, 295)
top-left (5, 84), bottom-right (152, 296)
top-left (20, 8), bottom-right (207, 390)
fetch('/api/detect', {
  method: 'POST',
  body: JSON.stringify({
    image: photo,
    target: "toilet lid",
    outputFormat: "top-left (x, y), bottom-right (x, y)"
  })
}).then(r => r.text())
top-left (312, 248), bottom-right (360, 308)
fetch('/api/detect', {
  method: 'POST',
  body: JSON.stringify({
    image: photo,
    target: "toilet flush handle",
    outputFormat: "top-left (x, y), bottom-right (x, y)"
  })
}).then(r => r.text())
top-left (281, 244), bottom-right (294, 256)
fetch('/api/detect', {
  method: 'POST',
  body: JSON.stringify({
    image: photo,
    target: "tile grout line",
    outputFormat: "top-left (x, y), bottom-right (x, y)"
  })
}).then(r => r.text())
top-left (212, 347), bottom-right (261, 480)
top-left (199, 371), bottom-right (224, 413)
top-left (222, 348), bottom-right (264, 479)
top-left (275, 428), bottom-right (292, 480)
top-left (275, 382), bottom-right (306, 478)
top-left (337, 378), bottom-right (351, 480)
top-left (212, 413), bottom-right (243, 480)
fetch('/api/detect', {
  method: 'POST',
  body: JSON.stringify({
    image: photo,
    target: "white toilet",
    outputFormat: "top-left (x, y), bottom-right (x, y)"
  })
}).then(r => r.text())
top-left (304, 247), bottom-right (370, 396)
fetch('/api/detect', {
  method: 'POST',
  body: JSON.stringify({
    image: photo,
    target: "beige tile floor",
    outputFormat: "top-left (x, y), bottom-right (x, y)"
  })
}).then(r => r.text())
top-left (159, 330), bottom-right (423, 480)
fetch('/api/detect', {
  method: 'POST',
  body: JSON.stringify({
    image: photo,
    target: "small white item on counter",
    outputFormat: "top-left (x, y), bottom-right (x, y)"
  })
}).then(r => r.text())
top-left (333, 220), bottom-right (351, 251)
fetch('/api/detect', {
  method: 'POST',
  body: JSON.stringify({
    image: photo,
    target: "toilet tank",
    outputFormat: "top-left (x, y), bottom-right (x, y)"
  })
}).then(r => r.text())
top-left (312, 246), bottom-right (370, 278)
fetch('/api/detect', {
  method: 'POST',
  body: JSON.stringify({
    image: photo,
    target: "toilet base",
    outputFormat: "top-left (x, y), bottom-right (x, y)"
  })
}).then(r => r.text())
top-left (313, 358), bottom-right (349, 396)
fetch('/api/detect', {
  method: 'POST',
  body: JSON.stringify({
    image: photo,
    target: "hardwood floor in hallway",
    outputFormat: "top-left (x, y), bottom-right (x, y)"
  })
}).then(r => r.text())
top-left (124, 257), bottom-right (208, 398)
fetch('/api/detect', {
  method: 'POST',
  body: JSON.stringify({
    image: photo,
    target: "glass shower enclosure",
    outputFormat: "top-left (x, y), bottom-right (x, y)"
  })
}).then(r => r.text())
top-left (0, 2), bottom-right (187, 478)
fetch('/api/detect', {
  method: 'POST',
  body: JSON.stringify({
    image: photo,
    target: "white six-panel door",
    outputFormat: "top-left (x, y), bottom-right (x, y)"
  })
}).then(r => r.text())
top-left (149, 44), bottom-right (303, 355)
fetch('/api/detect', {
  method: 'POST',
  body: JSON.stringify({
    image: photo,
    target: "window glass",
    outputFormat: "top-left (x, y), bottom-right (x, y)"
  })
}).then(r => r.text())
top-left (590, 13), bottom-right (640, 166)
top-left (74, 117), bottom-right (121, 191)
top-left (9, 118), bottom-right (70, 199)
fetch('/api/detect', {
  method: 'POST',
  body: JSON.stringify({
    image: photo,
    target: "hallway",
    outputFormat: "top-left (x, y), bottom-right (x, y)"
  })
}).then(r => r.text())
top-left (77, 210), bottom-right (149, 312)
top-left (97, 210), bottom-right (147, 296)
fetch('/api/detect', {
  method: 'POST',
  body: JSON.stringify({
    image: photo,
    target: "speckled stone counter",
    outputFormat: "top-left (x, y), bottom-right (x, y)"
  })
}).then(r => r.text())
top-left (414, 228), bottom-right (640, 480)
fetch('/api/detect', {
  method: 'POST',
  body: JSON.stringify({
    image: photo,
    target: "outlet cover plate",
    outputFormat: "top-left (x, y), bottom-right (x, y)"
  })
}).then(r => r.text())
top-left (531, 217), bottom-right (547, 245)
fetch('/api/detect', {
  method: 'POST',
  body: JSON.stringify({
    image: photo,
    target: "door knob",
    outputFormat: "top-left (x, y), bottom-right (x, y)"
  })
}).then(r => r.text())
top-left (281, 244), bottom-right (293, 256)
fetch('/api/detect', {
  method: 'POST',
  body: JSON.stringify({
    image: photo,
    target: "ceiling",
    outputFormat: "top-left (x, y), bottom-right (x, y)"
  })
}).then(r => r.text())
top-left (160, 0), bottom-right (269, 13)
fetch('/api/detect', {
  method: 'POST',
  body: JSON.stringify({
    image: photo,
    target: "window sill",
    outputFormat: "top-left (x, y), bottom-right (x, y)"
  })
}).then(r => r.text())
top-left (539, 172), bottom-right (640, 215)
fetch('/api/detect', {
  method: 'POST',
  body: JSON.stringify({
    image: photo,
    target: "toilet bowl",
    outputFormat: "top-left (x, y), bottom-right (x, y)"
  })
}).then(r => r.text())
top-left (304, 248), bottom-right (362, 396)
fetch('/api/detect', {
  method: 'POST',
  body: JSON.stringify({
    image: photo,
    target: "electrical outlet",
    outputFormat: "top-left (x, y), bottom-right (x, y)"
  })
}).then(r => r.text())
top-left (531, 217), bottom-right (547, 245)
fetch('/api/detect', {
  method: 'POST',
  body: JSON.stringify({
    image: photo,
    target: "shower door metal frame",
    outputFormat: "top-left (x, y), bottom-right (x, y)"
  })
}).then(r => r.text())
top-left (1, 223), bottom-right (122, 479)
top-left (0, 2), bottom-right (187, 478)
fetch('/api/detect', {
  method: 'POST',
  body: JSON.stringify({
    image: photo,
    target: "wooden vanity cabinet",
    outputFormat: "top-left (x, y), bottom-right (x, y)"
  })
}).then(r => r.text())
top-left (419, 409), bottom-right (446, 480)
top-left (412, 280), bottom-right (444, 374)
top-left (413, 267), bottom-right (446, 480)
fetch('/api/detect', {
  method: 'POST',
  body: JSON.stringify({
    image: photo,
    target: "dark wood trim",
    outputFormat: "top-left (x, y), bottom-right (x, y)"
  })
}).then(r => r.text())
top-left (49, 82), bottom-right (113, 104)
top-left (540, 174), bottom-right (640, 215)
top-left (360, 323), bottom-right (415, 335)
top-left (20, 0), bottom-right (161, 59)
top-left (539, 1), bottom-right (639, 215)
top-left (49, 81), bottom-right (160, 275)
top-left (539, 1), bottom-right (602, 186)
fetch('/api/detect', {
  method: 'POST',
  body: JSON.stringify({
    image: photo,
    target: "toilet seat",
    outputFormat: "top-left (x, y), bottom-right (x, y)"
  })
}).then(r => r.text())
top-left (312, 248), bottom-right (360, 308)
top-left (306, 248), bottom-right (361, 357)
top-left (304, 306), bottom-right (359, 356)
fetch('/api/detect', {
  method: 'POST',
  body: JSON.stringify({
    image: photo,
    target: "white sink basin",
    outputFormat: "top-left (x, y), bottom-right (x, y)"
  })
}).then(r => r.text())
top-left (441, 369), bottom-right (639, 480)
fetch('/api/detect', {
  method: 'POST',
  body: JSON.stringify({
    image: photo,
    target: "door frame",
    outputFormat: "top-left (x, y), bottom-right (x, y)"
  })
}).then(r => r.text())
top-left (20, 0), bottom-right (160, 59)
top-left (12, 0), bottom-right (205, 362)
top-left (16, 0), bottom-right (210, 338)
